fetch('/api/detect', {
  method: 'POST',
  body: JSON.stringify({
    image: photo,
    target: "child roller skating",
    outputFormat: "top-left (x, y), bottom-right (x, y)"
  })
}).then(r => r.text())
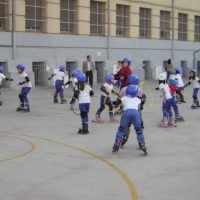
top-left (16, 64), bottom-right (32, 112)
top-left (70, 72), bottom-right (94, 134)
top-left (174, 66), bottom-right (186, 103)
top-left (157, 72), bottom-right (176, 128)
top-left (0, 66), bottom-right (13, 106)
top-left (65, 69), bottom-right (78, 92)
top-left (184, 68), bottom-right (200, 109)
top-left (92, 74), bottom-right (118, 123)
top-left (48, 65), bottom-right (67, 104)
top-left (169, 79), bottom-right (184, 122)
top-left (118, 75), bottom-right (146, 147)
top-left (112, 85), bottom-right (147, 155)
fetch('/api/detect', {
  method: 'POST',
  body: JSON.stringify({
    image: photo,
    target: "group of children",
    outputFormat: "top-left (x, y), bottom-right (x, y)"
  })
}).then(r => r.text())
top-left (0, 60), bottom-right (200, 156)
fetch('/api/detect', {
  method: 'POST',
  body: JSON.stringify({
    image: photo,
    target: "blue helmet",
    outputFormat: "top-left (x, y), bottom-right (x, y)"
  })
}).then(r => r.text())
top-left (175, 66), bottom-right (182, 73)
top-left (122, 58), bottom-right (131, 65)
top-left (170, 79), bottom-right (177, 85)
top-left (16, 64), bottom-right (25, 71)
top-left (127, 75), bottom-right (140, 85)
top-left (77, 72), bottom-right (86, 82)
top-left (0, 66), bottom-right (4, 72)
top-left (126, 85), bottom-right (138, 97)
top-left (190, 68), bottom-right (196, 73)
top-left (71, 69), bottom-right (78, 77)
top-left (105, 74), bottom-right (113, 82)
top-left (59, 65), bottom-right (65, 70)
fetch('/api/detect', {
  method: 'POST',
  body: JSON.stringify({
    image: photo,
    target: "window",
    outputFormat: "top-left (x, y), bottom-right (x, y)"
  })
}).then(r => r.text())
top-left (178, 13), bottom-right (187, 41)
top-left (139, 8), bottom-right (151, 38)
top-left (0, 0), bottom-right (8, 31)
top-left (160, 11), bottom-right (170, 40)
top-left (116, 4), bottom-right (129, 37)
top-left (194, 16), bottom-right (200, 42)
top-left (90, 1), bottom-right (105, 36)
top-left (25, 0), bottom-right (45, 32)
top-left (32, 62), bottom-right (46, 86)
top-left (66, 62), bottom-right (76, 76)
top-left (60, 0), bottom-right (77, 34)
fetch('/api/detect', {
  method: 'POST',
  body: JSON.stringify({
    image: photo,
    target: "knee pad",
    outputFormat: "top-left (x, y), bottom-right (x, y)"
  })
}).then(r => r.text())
top-left (100, 104), bottom-right (105, 111)
top-left (80, 112), bottom-right (87, 119)
top-left (136, 128), bottom-right (143, 136)
top-left (118, 126), bottom-right (125, 133)
top-left (19, 93), bottom-right (24, 100)
top-left (193, 95), bottom-right (197, 100)
top-left (108, 103), bottom-right (113, 111)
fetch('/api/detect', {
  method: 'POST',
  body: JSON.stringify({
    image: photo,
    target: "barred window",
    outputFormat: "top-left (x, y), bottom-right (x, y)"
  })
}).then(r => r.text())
top-left (25, 0), bottom-right (45, 32)
top-left (0, 0), bottom-right (8, 31)
top-left (90, 1), bottom-right (105, 36)
top-left (139, 8), bottom-right (151, 38)
top-left (160, 11), bottom-right (170, 40)
top-left (116, 4), bottom-right (129, 37)
top-left (60, 0), bottom-right (77, 34)
top-left (178, 13), bottom-right (187, 41)
top-left (194, 16), bottom-right (200, 42)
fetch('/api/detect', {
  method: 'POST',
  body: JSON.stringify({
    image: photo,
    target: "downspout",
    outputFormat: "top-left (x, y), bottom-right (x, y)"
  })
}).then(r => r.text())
top-left (12, 0), bottom-right (16, 60)
top-left (107, 0), bottom-right (111, 60)
top-left (171, 0), bottom-right (174, 60)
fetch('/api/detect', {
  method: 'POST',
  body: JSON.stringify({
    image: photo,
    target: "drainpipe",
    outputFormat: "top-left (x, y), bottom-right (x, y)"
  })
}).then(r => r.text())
top-left (193, 49), bottom-right (200, 68)
top-left (12, 0), bottom-right (16, 60)
top-left (107, 0), bottom-right (111, 60)
top-left (171, 0), bottom-right (174, 60)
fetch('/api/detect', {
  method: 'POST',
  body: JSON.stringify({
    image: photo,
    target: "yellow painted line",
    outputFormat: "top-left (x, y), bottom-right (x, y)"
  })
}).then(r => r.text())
top-left (9, 133), bottom-right (138, 200)
top-left (0, 135), bottom-right (36, 164)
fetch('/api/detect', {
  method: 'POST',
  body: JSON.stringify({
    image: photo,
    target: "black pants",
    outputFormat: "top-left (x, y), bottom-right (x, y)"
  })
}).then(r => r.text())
top-left (86, 71), bottom-right (93, 87)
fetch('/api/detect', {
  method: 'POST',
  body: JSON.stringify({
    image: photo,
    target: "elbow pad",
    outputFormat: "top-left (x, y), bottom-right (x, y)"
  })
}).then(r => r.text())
top-left (90, 90), bottom-right (94, 96)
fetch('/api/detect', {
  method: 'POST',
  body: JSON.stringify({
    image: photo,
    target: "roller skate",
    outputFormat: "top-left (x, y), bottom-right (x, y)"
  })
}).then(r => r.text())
top-left (16, 104), bottom-right (24, 112)
top-left (61, 97), bottom-right (67, 104)
top-left (109, 115), bottom-right (118, 123)
top-left (54, 96), bottom-right (58, 104)
top-left (78, 123), bottom-right (89, 134)
top-left (20, 104), bottom-right (30, 112)
top-left (92, 115), bottom-right (104, 123)
top-left (112, 139), bottom-right (121, 152)
top-left (138, 142), bottom-right (147, 155)
top-left (121, 127), bottom-right (130, 148)
top-left (175, 115), bottom-right (184, 122)
top-left (157, 118), bottom-right (168, 128)
top-left (168, 118), bottom-right (177, 127)
top-left (0, 100), bottom-right (2, 106)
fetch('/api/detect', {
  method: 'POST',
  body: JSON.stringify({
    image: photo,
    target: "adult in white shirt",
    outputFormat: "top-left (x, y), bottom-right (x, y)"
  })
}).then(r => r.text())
top-left (82, 55), bottom-right (95, 87)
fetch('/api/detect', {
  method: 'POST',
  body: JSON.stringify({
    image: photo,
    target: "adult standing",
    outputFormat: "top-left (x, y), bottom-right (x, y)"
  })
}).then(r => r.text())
top-left (116, 58), bottom-right (132, 90)
top-left (165, 59), bottom-right (173, 82)
top-left (83, 55), bottom-right (95, 87)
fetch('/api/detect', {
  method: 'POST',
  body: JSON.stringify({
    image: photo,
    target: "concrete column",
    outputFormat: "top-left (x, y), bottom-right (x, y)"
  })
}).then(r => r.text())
top-left (77, 0), bottom-right (90, 35)
top-left (188, 13), bottom-right (194, 41)
top-left (45, 0), bottom-right (60, 34)
top-left (8, 0), bottom-right (25, 32)
top-left (130, 4), bottom-right (139, 38)
top-left (152, 8), bottom-right (160, 39)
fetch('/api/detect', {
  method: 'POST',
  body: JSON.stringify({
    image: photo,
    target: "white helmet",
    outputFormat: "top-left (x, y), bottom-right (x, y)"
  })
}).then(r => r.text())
top-left (159, 72), bottom-right (166, 81)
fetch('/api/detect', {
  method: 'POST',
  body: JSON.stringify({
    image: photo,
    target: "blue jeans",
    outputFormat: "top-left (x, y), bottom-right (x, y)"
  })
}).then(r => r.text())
top-left (20, 87), bottom-right (31, 105)
top-left (96, 95), bottom-right (113, 117)
top-left (115, 109), bottom-right (145, 144)
top-left (79, 103), bottom-right (90, 124)
top-left (54, 80), bottom-right (64, 97)
top-left (162, 98), bottom-right (173, 118)
top-left (193, 88), bottom-right (199, 102)
top-left (171, 95), bottom-right (179, 117)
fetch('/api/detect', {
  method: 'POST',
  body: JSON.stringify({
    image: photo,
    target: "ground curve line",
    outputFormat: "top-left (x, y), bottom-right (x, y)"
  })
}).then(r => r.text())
top-left (0, 135), bottom-right (36, 164)
top-left (10, 133), bottom-right (138, 200)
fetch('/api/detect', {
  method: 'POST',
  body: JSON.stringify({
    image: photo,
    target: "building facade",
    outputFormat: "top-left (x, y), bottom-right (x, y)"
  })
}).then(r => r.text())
top-left (0, 0), bottom-right (200, 87)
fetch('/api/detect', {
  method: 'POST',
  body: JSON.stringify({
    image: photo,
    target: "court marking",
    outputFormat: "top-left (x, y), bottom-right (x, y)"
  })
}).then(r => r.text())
top-left (5, 133), bottom-right (138, 200)
top-left (0, 135), bottom-right (36, 164)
